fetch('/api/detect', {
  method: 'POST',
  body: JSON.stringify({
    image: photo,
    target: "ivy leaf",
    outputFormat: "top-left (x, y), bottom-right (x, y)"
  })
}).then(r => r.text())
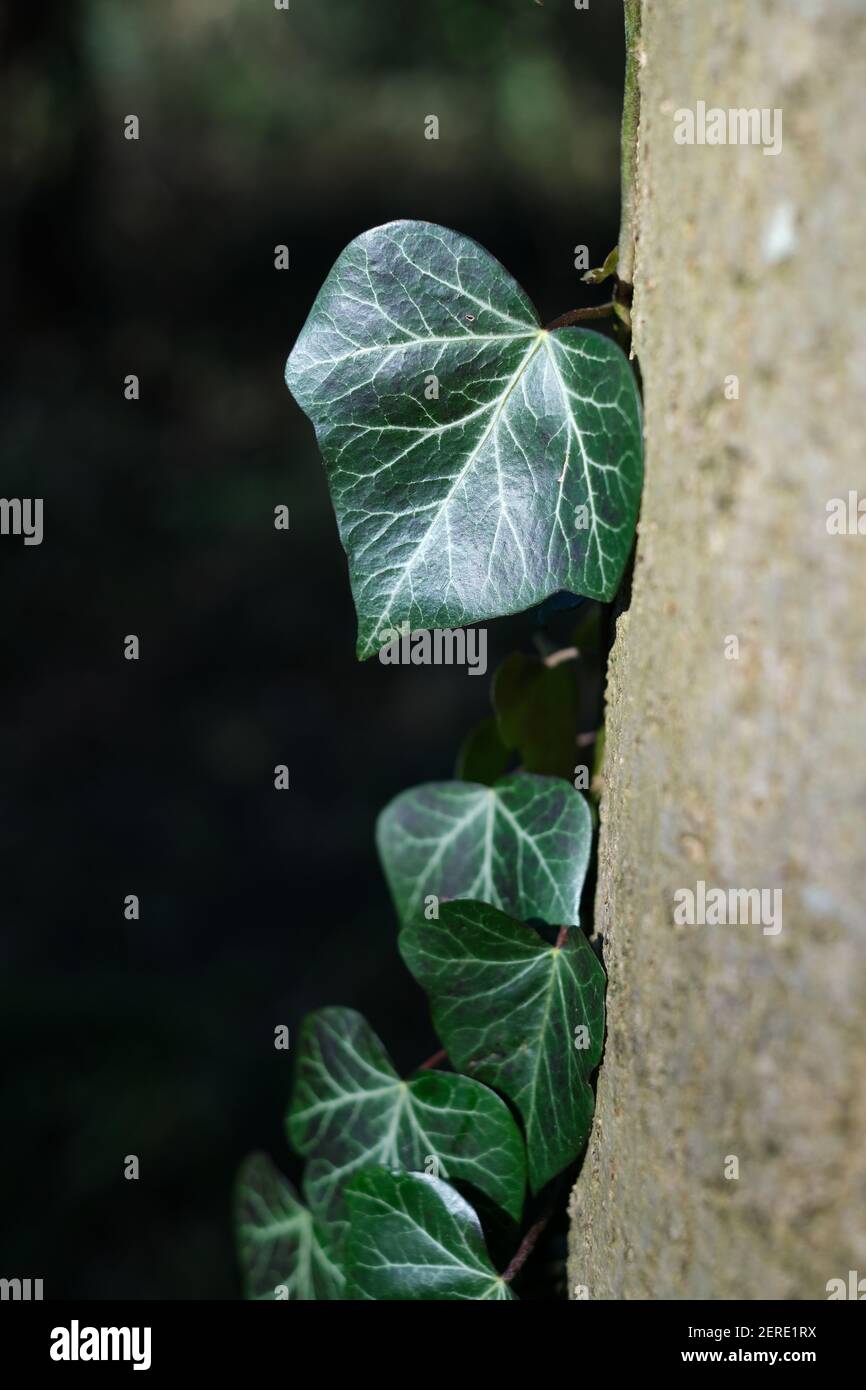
top-left (344, 1168), bottom-right (516, 1301)
top-left (376, 771), bottom-right (592, 927)
top-left (454, 715), bottom-right (512, 785)
top-left (285, 220), bottom-right (643, 659)
top-left (287, 1007), bottom-right (526, 1222)
top-left (399, 901), bottom-right (605, 1192)
top-left (234, 1153), bottom-right (345, 1300)
top-left (581, 245), bottom-right (618, 286)
top-left (492, 651), bottom-right (580, 779)
top-left (570, 602), bottom-right (604, 659)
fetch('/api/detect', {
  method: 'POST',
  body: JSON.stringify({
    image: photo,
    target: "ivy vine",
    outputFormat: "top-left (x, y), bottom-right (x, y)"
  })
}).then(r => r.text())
top-left (234, 219), bottom-right (643, 1300)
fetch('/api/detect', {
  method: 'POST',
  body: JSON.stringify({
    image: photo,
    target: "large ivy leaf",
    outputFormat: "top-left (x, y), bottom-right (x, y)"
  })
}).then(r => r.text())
top-left (376, 771), bottom-right (592, 927)
top-left (234, 1153), bottom-right (345, 1300)
top-left (344, 1168), bottom-right (516, 1301)
top-left (400, 901), bottom-right (605, 1191)
top-left (287, 1007), bottom-right (525, 1222)
top-left (285, 220), bottom-right (643, 659)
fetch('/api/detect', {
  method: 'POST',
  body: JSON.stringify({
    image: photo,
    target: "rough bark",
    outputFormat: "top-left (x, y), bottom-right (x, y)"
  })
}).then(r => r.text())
top-left (569, 0), bottom-right (866, 1300)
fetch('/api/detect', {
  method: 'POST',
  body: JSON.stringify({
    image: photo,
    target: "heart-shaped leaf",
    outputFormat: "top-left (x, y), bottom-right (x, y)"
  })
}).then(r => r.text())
top-left (344, 1168), bottom-right (516, 1301)
top-left (285, 219), bottom-right (643, 659)
top-left (234, 1153), bottom-right (345, 1300)
top-left (400, 901), bottom-right (605, 1191)
top-left (287, 1007), bottom-right (526, 1222)
top-left (376, 771), bottom-right (592, 927)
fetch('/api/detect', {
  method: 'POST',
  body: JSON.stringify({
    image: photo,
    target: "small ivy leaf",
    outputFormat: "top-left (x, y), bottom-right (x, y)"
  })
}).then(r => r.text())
top-left (234, 1152), bottom-right (346, 1300)
top-left (492, 652), bottom-right (580, 780)
top-left (376, 770), bottom-right (592, 928)
top-left (399, 901), bottom-right (605, 1192)
top-left (344, 1167), bottom-right (516, 1301)
top-left (581, 245), bottom-right (619, 285)
top-left (285, 220), bottom-right (643, 660)
top-left (287, 1007), bottom-right (526, 1223)
top-left (455, 715), bottom-right (512, 784)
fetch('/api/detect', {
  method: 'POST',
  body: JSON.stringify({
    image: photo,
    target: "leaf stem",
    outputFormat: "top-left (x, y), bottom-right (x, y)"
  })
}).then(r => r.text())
top-left (545, 302), bottom-right (615, 331)
top-left (417, 1047), bottom-right (447, 1071)
top-left (543, 645), bottom-right (578, 669)
top-left (501, 1206), bottom-right (555, 1284)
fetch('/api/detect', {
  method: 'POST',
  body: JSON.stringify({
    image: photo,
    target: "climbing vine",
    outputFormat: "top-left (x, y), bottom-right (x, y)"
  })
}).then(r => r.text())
top-left (233, 212), bottom-right (642, 1299)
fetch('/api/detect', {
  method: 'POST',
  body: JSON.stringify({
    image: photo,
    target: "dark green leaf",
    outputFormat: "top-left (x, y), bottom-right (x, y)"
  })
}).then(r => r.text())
top-left (400, 901), bottom-right (605, 1191)
top-left (377, 771), bottom-right (592, 927)
top-left (492, 651), bottom-right (579, 779)
top-left (285, 220), bottom-right (643, 659)
top-left (345, 1167), bottom-right (516, 1301)
top-left (234, 1153), bottom-right (345, 1300)
top-left (287, 1007), bottom-right (526, 1222)
top-left (455, 716), bottom-right (512, 785)
top-left (570, 603), bottom-right (603, 659)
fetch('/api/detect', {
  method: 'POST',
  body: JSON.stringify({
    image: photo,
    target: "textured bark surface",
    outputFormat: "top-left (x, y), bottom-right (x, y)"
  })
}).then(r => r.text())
top-left (568, 0), bottom-right (866, 1300)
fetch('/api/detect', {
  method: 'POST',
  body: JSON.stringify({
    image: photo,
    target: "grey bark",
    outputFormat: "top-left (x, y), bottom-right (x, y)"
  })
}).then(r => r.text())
top-left (568, 0), bottom-right (866, 1300)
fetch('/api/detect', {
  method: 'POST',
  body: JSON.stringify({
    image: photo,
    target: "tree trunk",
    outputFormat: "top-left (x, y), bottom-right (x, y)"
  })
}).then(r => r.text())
top-left (569, 0), bottom-right (866, 1300)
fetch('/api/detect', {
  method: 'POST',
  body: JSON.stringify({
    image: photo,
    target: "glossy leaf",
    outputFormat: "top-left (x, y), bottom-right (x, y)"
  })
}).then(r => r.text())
top-left (344, 1168), bottom-right (516, 1301)
top-left (377, 771), bottom-right (592, 927)
top-left (285, 220), bottom-right (643, 659)
top-left (235, 1153), bottom-right (345, 1301)
top-left (400, 901), bottom-right (605, 1191)
top-left (287, 1007), bottom-right (526, 1222)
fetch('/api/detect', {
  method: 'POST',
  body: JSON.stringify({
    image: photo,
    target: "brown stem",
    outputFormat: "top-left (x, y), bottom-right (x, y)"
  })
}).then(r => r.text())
top-left (543, 645), bottom-right (578, 669)
top-left (545, 302), bottom-right (615, 331)
top-left (417, 1047), bottom-right (447, 1071)
top-left (555, 925), bottom-right (569, 949)
top-left (502, 1207), bottom-right (555, 1284)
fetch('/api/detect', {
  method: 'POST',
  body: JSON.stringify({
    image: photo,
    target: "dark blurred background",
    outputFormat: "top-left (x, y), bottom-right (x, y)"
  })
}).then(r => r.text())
top-left (0, 0), bottom-right (623, 1298)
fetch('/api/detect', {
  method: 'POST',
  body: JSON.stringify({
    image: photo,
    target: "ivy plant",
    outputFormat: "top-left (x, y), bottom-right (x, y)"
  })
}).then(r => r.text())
top-left (287, 1006), bottom-right (526, 1223)
top-left (234, 214), bottom-right (642, 1299)
top-left (400, 902), bottom-right (605, 1193)
top-left (345, 1169), bottom-right (516, 1301)
top-left (285, 220), bottom-right (642, 660)
top-left (376, 771), bottom-right (592, 928)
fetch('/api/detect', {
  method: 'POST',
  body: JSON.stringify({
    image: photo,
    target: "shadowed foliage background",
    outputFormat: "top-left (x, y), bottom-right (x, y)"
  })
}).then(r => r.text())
top-left (0, 0), bottom-right (622, 1298)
